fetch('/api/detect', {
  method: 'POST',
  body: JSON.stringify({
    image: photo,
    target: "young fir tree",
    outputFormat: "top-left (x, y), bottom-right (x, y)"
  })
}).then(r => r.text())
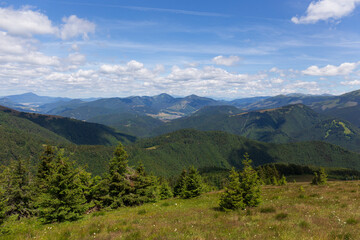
top-left (219, 167), bottom-right (244, 211)
top-left (173, 169), bottom-right (187, 197)
top-left (0, 191), bottom-right (5, 225)
top-left (37, 149), bottom-right (87, 223)
top-left (312, 168), bottom-right (327, 185)
top-left (0, 176), bottom-right (6, 225)
top-left (239, 153), bottom-right (262, 207)
top-left (36, 145), bottom-right (56, 183)
top-left (278, 175), bottom-right (287, 186)
top-left (181, 166), bottom-right (203, 199)
top-left (107, 143), bottom-right (131, 209)
top-left (3, 160), bottom-right (34, 219)
top-left (123, 163), bottom-right (158, 206)
top-left (159, 181), bottom-right (173, 200)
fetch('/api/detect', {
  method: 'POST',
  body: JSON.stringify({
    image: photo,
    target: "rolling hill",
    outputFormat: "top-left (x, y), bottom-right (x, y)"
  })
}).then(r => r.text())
top-left (127, 129), bottom-right (360, 177)
top-left (150, 104), bottom-right (360, 153)
top-left (0, 106), bottom-right (135, 146)
top-left (312, 89), bottom-right (360, 127)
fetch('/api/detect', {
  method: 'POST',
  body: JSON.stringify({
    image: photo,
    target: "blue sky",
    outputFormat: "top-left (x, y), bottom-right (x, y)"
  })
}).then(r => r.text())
top-left (1, 0), bottom-right (360, 99)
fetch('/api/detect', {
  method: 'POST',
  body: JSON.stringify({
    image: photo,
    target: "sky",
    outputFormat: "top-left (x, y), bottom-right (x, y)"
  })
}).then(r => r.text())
top-left (1, 0), bottom-right (360, 99)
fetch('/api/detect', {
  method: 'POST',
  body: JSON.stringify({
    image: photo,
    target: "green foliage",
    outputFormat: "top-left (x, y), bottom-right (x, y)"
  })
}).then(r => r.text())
top-left (127, 129), bottom-right (360, 178)
top-left (159, 181), bottom-right (173, 200)
top-left (219, 154), bottom-right (262, 211)
top-left (312, 168), bottom-right (327, 185)
top-left (0, 181), bottom-right (5, 225)
top-left (173, 169), bottom-right (187, 197)
top-left (0, 107), bottom-right (136, 146)
top-left (37, 149), bottom-right (87, 223)
top-left (3, 160), bottom-right (34, 219)
top-left (150, 104), bottom-right (360, 153)
top-left (106, 143), bottom-right (131, 208)
top-left (219, 168), bottom-right (244, 211)
top-left (180, 166), bottom-right (204, 199)
top-left (239, 153), bottom-right (262, 207)
top-left (122, 163), bottom-right (159, 206)
top-left (278, 175), bottom-right (287, 186)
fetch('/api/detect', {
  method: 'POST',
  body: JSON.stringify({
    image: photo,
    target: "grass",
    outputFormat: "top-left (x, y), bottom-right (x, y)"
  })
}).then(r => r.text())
top-left (2, 181), bottom-right (360, 239)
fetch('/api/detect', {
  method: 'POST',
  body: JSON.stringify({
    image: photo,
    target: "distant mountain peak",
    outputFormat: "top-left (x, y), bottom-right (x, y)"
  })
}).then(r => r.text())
top-left (155, 93), bottom-right (174, 99)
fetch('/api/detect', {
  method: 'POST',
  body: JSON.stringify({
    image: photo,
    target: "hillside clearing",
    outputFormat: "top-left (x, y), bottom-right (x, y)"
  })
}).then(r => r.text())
top-left (2, 181), bottom-right (360, 240)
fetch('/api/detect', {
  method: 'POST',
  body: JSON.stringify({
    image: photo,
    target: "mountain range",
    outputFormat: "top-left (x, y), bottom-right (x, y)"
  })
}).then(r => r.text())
top-left (2, 90), bottom-right (360, 176)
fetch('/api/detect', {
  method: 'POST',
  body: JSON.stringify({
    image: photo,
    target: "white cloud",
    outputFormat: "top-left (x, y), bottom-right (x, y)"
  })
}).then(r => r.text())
top-left (292, 0), bottom-right (360, 24)
top-left (341, 80), bottom-right (360, 85)
top-left (60, 15), bottom-right (95, 40)
top-left (0, 7), bottom-right (96, 40)
top-left (212, 55), bottom-right (240, 66)
top-left (0, 6), bottom-right (56, 36)
top-left (67, 53), bottom-right (86, 65)
top-left (302, 62), bottom-right (360, 76)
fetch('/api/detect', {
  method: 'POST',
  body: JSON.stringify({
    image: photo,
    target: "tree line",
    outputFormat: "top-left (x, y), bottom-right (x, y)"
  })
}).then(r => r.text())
top-left (0, 143), bottom-right (330, 228)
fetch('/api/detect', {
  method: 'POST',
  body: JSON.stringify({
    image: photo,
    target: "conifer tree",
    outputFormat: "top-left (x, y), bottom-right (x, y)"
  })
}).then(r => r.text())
top-left (239, 153), bottom-right (262, 207)
top-left (36, 145), bottom-right (56, 183)
top-left (4, 160), bottom-right (34, 219)
top-left (159, 181), bottom-right (173, 200)
top-left (174, 169), bottom-right (187, 197)
top-left (312, 168), bottom-right (327, 185)
top-left (181, 166), bottom-right (203, 199)
top-left (0, 182), bottom-right (5, 225)
top-left (219, 168), bottom-right (244, 210)
top-left (123, 163), bottom-right (158, 206)
top-left (278, 175), bottom-right (287, 186)
top-left (37, 149), bottom-right (87, 223)
top-left (107, 143), bottom-right (131, 208)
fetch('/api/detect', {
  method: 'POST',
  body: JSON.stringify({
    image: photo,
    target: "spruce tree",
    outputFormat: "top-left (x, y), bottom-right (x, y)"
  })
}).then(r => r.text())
top-left (174, 169), bottom-right (187, 197)
top-left (107, 143), bottom-right (131, 208)
top-left (239, 153), bottom-right (262, 207)
top-left (0, 183), bottom-right (5, 225)
top-left (219, 168), bottom-right (244, 211)
top-left (4, 160), bottom-right (34, 219)
top-left (159, 181), bottom-right (173, 200)
top-left (278, 175), bottom-right (287, 186)
top-left (181, 166), bottom-right (203, 199)
top-left (123, 163), bottom-right (158, 206)
top-left (312, 168), bottom-right (327, 185)
top-left (37, 149), bottom-right (87, 223)
top-left (37, 145), bottom-right (56, 183)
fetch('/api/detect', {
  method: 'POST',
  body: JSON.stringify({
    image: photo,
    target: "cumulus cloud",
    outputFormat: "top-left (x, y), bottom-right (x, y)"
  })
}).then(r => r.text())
top-left (0, 6), bottom-right (56, 36)
top-left (341, 80), bottom-right (360, 85)
top-left (292, 0), bottom-right (360, 24)
top-left (59, 15), bottom-right (95, 40)
top-left (0, 6), bottom-right (95, 40)
top-left (212, 55), bottom-right (240, 66)
top-left (302, 62), bottom-right (360, 76)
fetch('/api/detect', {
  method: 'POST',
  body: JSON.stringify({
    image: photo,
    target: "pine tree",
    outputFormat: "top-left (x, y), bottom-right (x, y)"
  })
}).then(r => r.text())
top-left (174, 169), bottom-right (187, 197)
top-left (219, 168), bottom-right (244, 211)
top-left (239, 153), bottom-right (262, 207)
top-left (107, 143), bottom-right (131, 208)
top-left (181, 166), bottom-right (203, 199)
top-left (37, 149), bottom-right (87, 223)
top-left (159, 181), bottom-right (173, 200)
top-left (4, 160), bottom-right (34, 219)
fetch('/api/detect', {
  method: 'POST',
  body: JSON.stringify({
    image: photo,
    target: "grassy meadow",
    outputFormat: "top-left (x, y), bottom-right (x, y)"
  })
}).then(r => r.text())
top-left (2, 180), bottom-right (360, 240)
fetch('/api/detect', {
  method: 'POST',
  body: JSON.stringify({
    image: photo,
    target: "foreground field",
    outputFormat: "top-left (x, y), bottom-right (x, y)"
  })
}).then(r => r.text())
top-left (2, 181), bottom-right (360, 240)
